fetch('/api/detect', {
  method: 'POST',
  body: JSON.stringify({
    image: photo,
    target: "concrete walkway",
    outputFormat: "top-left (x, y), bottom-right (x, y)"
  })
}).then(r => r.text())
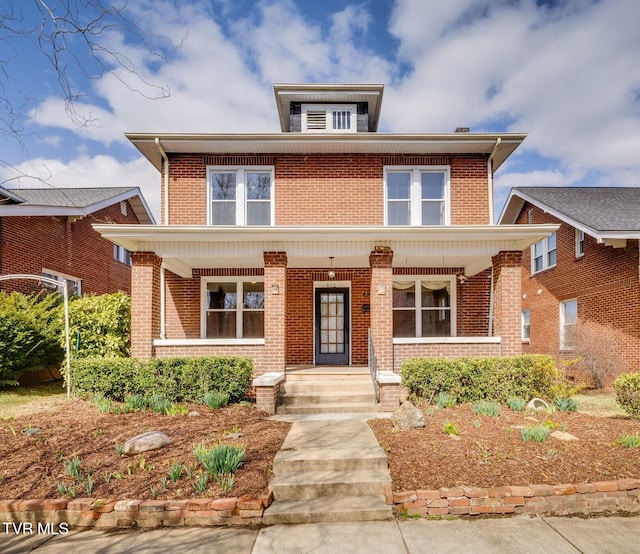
top-left (5, 516), bottom-right (640, 553)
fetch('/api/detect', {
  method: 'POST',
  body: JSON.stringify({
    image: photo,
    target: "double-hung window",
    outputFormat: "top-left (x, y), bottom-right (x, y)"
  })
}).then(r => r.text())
top-left (531, 233), bottom-right (556, 273)
top-left (202, 279), bottom-right (265, 339)
top-left (385, 167), bottom-right (449, 225)
top-left (208, 167), bottom-right (273, 226)
top-left (575, 229), bottom-right (585, 258)
top-left (560, 299), bottom-right (577, 350)
top-left (392, 277), bottom-right (455, 338)
top-left (113, 244), bottom-right (131, 266)
top-left (522, 309), bottom-right (531, 341)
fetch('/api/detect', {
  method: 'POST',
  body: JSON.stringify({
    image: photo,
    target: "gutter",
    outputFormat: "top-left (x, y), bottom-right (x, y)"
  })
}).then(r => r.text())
top-left (155, 138), bottom-right (169, 225)
top-left (487, 138), bottom-right (501, 224)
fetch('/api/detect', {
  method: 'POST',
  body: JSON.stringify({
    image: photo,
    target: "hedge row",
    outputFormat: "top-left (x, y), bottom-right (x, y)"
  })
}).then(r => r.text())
top-left (400, 355), bottom-right (566, 403)
top-left (71, 356), bottom-right (253, 403)
top-left (614, 372), bottom-right (640, 419)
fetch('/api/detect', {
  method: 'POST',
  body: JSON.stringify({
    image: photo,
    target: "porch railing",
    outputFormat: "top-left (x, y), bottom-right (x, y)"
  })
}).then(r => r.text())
top-left (368, 328), bottom-right (379, 403)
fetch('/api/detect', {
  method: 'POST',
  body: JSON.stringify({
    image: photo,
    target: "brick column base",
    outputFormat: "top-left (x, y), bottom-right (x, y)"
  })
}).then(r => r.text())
top-left (253, 373), bottom-right (284, 415)
top-left (377, 370), bottom-right (402, 411)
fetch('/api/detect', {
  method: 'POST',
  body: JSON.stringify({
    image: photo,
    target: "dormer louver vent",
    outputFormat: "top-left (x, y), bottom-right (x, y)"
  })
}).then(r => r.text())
top-left (305, 111), bottom-right (327, 130)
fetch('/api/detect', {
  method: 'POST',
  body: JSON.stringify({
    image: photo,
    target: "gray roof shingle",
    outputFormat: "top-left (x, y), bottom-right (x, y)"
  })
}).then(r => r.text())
top-left (9, 187), bottom-right (138, 208)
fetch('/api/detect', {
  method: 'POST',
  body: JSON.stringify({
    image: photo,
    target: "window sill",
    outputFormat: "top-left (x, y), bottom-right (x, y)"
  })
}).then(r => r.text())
top-left (522, 339), bottom-right (530, 344)
top-left (154, 338), bottom-right (265, 347)
top-left (560, 346), bottom-right (576, 352)
top-left (393, 337), bottom-right (501, 345)
top-left (530, 265), bottom-right (557, 277)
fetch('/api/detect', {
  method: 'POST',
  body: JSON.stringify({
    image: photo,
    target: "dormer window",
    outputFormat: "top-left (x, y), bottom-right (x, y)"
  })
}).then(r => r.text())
top-left (302, 104), bottom-right (356, 133)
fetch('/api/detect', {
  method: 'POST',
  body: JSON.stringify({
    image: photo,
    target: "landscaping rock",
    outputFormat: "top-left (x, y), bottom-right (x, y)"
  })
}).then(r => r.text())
top-left (24, 428), bottom-right (41, 436)
top-left (391, 401), bottom-right (425, 430)
top-left (551, 430), bottom-right (579, 441)
top-left (123, 432), bottom-right (172, 456)
top-left (526, 398), bottom-right (549, 411)
top-left (187, 411), bottom-right (200, 417)
top-left (226, 432), bottom-right (244, 439)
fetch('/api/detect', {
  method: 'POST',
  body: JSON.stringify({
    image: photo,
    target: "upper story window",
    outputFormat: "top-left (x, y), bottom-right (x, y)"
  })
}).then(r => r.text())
top-left (392, 277), bottom-right (455, 338)
top-left (207, 167), bottom-right (273, 226)
top-left (575, 229), bottom-right (585, 258)
top-left (384, 167), bottom-right (450, 225)
top-left (114, 244), bottom-right (131, 266)
top-left (302, 104), bottom-right (356, 132)
top-left (531, 233), bottom-right (556, 273)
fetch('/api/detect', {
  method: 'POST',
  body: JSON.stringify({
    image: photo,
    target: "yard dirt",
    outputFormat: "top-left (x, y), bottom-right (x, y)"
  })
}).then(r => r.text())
top-left (369, 402), bottom-right (640, 491)
top-left (1, 392), bottom-right (640, 501)
top-left (0, 399), bottom-right (290, 501)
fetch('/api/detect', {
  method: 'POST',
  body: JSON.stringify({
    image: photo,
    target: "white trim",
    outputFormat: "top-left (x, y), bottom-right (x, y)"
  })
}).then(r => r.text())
top-left (559, 298), bottom-right (577, 351)
top-left (393, 336), bottom-right (501, 344)
top-left (521, 308), bottom-right (530, 341)
top-left (42, 268), bottom-right (82, 295)
top-left (575, 228), bottom-right (585, 258)
top-left (155, 338), bottom-right (265, 346)
top-left (302, 104), bottom-right (356, 133)
top-left (200, 277), bottom-right (265, 340)
top-left (531, 233), bottom-right (557, 274)
top-left (384, 166), bottom-right (451, 226)
top-left (206, 166), bottom-right (275, 226)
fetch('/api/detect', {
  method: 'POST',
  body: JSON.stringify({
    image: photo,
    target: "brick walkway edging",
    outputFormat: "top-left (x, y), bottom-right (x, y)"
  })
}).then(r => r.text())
top-left (389, 479), bottom-right (640, 517)
top-left (2, 479), bottom-right (639, 529)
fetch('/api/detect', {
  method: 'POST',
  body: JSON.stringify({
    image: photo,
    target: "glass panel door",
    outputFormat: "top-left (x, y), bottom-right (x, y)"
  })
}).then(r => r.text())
top-left (315, 288), bottom-right (349, 365)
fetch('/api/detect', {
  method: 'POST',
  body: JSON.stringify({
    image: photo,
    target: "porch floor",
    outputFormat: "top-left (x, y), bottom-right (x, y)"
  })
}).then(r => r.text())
top-left (285, 365), bottom-right (369, 375)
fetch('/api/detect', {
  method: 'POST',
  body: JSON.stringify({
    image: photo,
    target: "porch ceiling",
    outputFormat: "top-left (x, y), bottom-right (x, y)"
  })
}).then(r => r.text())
top-left (93, 224), bottom-right (558, 278)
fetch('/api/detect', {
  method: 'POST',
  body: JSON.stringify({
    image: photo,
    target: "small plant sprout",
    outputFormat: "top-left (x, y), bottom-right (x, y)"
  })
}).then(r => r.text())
top-left (434, 391), bottom-right (456, 409)
top-left (92, 395), bottom-right (113, 414)
top-left (473, 400), bottom-right (501, 417)
top-left (194, 472), bottom-right (209, 495)
top-left (555, 397), bottom-right (578, 412)
top-left (521, 425), bottom-right (551, 443)
top-left (115, 444), bottom-right (123, 456)
top-left (204, 391), bottom-right (230, 410)
top-left (85, 476), bottom-right (94, 495)
top-left (507, 397), bottom-right (527, 412)
top-left (56, 481), bottom-right (67, 496)
top-left (150, 486), bottom-right (159, 499)
top-left (616, 433), bottom-right (640, 449)
top-left (159, 476), bottom-right (169, 491)
top-left (103, 472), bottom-right (113, 484)
top-left (64, 455), bottom-right (82, 479)
top-left (167, 403), bottom-right (189, 416)
top-left (472, 420), bottom-right (481, 428)
top-left (185, 464), bottom-right (197, 481)
top-left (168, 462), bottom-right (183, 483)
top-left (443, 421), bottom-right (459, 436)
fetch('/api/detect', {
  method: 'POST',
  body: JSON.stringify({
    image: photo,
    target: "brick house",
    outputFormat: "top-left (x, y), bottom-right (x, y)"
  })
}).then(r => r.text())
top-left (95, 83), bottom-right (554, 408)
top-left (0, 186), bottom-right (154, 295)
top-left (499, 186), bottom-right (640, 382)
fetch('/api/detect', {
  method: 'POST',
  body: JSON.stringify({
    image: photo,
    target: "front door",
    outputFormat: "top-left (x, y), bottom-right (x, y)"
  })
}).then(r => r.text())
top-left (315, 288), bottom-right (350, 365)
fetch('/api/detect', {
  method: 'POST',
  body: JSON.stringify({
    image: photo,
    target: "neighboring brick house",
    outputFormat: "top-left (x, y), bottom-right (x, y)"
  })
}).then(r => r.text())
top-left (0, 187), bottom-right (154, 295)
top-left (95, 83), bottom-right (554, 384)
top-left (499, 186), bottom-right (640, 382)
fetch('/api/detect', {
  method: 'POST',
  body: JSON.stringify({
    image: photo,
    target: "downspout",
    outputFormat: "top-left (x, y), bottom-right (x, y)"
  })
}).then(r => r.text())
top-left (487, 138), bottom-right (501, 224)
top-left (155, 138), bottom-right (169, 339)
top-left (155, 138), bottom-right (169, 226)
top-left (488, 267), bottom-right (494, 337)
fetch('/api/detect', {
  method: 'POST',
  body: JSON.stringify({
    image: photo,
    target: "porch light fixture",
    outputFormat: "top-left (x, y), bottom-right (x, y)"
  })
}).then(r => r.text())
top-left (270, 283), bottom-right (280, 295)
top-left (328, 256), bottom-right (336, 280)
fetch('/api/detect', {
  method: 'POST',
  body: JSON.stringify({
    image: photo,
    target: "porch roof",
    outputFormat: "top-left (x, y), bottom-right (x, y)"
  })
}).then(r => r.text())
top-left (93, 224), bottom-right (558, 279)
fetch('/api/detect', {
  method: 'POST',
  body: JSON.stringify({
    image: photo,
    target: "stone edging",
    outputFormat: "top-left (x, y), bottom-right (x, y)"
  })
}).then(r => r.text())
top-left (388, 479), bottom-right (640, 517)
top-left (0, 493), bottom-right (272, 529)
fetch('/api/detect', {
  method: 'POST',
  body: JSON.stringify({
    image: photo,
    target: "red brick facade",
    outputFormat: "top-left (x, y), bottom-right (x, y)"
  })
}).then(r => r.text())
top-left (516, 202), bottom-right (640, 379)
top-left (0, 201), bottom-right (140, 295)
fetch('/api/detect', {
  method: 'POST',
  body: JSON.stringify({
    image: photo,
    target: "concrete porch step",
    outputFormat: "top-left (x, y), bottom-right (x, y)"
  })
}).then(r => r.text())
top-left (279, 391), bottom-right (376, 405)
top-left (281, 380), bottom-right (373, 394)
top-left (270, 469), bottom-right (391, 501)
top-left (262, 496), bottom-right (392, 525)
top-left (276, 402), bottom-right (378, 414)
top-left (273, 446), bottom-right (389, 474)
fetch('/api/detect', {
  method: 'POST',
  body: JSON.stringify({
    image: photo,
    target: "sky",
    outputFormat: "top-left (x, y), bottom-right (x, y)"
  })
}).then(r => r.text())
top-left (1, 0), bottom-right (639, 222)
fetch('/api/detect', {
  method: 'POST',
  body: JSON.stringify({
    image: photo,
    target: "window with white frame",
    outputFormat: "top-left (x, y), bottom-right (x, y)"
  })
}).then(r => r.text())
top-left (42, 270), bottom-right (81, 296)
top-left (531, 233), bottom-right (557, 273)
top-left (302, 104), bottom-right (356, 132)
top-left (392, 277), bottom-right (455, 338)
top-left (113, 244), bottom-right (131, 266)
top-left (207, 167), bottom-right (273, 226)
top-left (385, 167), bottom-right (449, 225)
top-left (575, 228), bottom-right (584, 258)
top-left (522, 309), bottom-right (531, 341)
top-left (560, 299), bottom-right (577, 350)
top-left (202, 279), bottom-right (265, 339)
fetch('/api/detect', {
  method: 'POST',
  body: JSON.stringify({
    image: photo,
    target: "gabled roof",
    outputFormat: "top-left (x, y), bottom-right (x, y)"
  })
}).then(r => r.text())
top-left (0, 185), bottom-right (25, 204)
top-left (499, 186), bottom-right (640, 244)
top-left (0, 187), bottom-right (155, 224)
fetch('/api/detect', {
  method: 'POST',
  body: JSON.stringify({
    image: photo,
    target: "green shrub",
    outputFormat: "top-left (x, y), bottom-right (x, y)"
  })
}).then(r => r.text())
top-left (67, 293), bottom-right (131, 358)
top-left (193, 443), bottom-right (245, 477)
top-left (473, 400), bottom-right (501, 417)
top-left (613, 372), bottom-right (640, 419)
top-left (71, 356), bottom-right (253, 402)
top-left (507, 397), bottom-right (527, 412)
top-left (204, 391), bottom-right (230, 410)
top-left (0, 291), bottom-right (64, 385)
top-left (434, 391), bottom-right (456, 409)
top-left (554, 397), bottom-right (577, 412)
top-left (401, 355), bottom-right (561, 403)
top-left (521, 425), bottom-right (550, 442)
